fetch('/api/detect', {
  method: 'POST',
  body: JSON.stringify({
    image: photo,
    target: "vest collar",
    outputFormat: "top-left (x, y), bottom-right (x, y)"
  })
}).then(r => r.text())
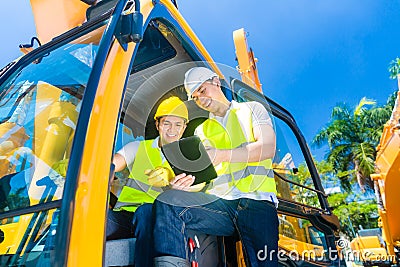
top-left (152, 136), bottom-right (161, 149)
top-left (209, 100), bottom-right (239, 121)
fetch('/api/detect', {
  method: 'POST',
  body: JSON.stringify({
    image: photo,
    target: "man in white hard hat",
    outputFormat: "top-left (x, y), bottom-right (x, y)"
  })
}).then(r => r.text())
top-left (153, 67), bottom-right (279, 266)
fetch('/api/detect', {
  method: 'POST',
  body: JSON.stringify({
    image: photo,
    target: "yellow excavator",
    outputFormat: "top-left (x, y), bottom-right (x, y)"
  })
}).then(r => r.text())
top-left (0, 0), bottom-right (341, 266)
top-left (350, 77), bottom-right (400, 266)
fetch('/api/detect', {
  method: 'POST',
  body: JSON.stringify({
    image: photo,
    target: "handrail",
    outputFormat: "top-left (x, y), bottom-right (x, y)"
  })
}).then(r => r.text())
top-left (273, 170), bottom-right (328, 198)
top-left (0, 200), bottom-right (61, 221)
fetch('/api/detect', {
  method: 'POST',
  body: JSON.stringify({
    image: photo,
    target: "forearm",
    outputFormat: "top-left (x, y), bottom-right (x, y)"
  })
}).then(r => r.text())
top-left (206, 124), bottom-right (276, 165)
top-left (221, 141), bottom-right (275, 163)
top-left (112, 153), bottom-right (127, 172)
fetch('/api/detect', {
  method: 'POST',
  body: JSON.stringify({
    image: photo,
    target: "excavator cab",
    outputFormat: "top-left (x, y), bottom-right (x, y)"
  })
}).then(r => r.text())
top-left (0, 0), bottom-right (341, 266)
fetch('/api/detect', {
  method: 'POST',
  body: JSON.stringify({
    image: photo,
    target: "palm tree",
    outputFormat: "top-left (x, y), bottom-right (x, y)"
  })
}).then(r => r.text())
top-left (312, 97), bottom-right (392, 192)
top-left (388, 57), bottom-right (400, 80)
top-left (388, 57), bottom-right (400, 126)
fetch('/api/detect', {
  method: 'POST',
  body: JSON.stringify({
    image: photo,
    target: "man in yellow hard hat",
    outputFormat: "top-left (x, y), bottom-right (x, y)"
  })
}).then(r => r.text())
top-left (108, 96), bottom-right (196, 267)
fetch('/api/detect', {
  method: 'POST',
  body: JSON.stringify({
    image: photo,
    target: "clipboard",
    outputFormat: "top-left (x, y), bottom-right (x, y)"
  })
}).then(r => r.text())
top-left (161, 136), bottom-right (217, 185)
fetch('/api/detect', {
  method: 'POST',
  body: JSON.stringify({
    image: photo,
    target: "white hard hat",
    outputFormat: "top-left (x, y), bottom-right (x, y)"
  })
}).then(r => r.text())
top-left (184, 67), bottom-right (218, 98)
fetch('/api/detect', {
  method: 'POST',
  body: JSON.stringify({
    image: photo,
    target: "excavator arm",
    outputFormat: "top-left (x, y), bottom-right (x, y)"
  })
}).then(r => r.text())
top-left (233, 28), bottom-right (263, 92)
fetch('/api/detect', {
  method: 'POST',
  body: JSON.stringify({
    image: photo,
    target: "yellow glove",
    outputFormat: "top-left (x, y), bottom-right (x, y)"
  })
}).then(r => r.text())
top-left (52, 158), bottom-right (69, 177)
top-left (145, 166), bottom-right (173, 187)
top-left (49, 158), bottom-right (69, 187)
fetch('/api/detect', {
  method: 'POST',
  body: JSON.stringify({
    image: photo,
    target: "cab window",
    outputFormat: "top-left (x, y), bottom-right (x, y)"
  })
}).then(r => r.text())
top-left (0, 22), bottom-right (107, 265)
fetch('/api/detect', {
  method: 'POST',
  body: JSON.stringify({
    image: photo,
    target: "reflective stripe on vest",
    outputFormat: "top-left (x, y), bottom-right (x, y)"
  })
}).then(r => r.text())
top-left (125, 178), bottom-right (163, 193)
top-left (115, 139), bottom-right (170, 212)
top-left (212, 165), bottom-right (273, 186)
top-left (196, 103), bottom-right (277, 196)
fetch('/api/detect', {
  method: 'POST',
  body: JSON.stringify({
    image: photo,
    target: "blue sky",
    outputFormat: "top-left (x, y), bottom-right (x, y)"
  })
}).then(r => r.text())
top-left (1, 0), bottom-right (399, 160)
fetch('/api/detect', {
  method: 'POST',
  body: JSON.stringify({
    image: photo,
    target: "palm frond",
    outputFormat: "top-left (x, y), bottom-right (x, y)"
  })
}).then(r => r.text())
top-left (363, 128), bottom-right (384, 145)
top-left (353, 143), bottom-right (376, 176)
top-left (312, 127), bottom-right (329, 148)
top-left (385, 90), bottom-right (397, 109)
top-left (354, 97), bottom-right (376, 116)
top-left (332, 104), bottom-right (351, 120)
top-left (327, 144), bottom-right (352, 170)
top-left (388, 57), bottom-right (400, 79)
top-left (362, 107), bottom-right (391, 129)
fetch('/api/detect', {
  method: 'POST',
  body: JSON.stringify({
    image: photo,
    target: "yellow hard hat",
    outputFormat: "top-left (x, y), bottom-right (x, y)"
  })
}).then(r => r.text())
top-left (154, 96), bottom-right (189, 121)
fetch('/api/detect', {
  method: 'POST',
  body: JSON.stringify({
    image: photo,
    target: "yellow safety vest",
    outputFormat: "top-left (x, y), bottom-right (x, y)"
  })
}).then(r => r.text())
top-left (196, 104), bottom-right (277, 197)
top-left (114, 140), bottom-right (171, 212)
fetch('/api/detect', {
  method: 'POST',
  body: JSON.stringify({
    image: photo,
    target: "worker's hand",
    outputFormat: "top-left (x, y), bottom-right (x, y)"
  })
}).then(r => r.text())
top-left (170, 173), bottom-right (195, 191)
top-left (205, 147), bottom-right (228, 166)
top-left (187, 182), bottom-right (206, 192)
top-left (145, 166), bottom-right (173, 187)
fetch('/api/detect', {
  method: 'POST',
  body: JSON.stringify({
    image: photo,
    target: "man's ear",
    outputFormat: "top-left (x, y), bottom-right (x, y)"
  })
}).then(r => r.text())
top-left (155, 120), bottom-right (159, 131)
top-left (213, 77), bottom-right (221, 87)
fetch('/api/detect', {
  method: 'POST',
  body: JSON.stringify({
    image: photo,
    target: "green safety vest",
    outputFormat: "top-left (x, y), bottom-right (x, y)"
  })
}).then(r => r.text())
top-left (196, 103), bottom-right (277, 197)
top-left (114, 140), bottom-right (171, 212)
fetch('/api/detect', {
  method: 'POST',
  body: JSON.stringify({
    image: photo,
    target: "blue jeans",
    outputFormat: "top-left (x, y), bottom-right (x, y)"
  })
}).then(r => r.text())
top-left (106, 203), bottom-right (153, 267)
top-left (153, 190), bottom-right (278, 267)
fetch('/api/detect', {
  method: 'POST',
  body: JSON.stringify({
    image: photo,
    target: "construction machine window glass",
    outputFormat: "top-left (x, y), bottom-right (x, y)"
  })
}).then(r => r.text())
top-left (278, 214), bottom-right (329, 261)
top-left (272, 119), bottom-right (322, 208)
top-left (0, 23), bottom-right (106, 265)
